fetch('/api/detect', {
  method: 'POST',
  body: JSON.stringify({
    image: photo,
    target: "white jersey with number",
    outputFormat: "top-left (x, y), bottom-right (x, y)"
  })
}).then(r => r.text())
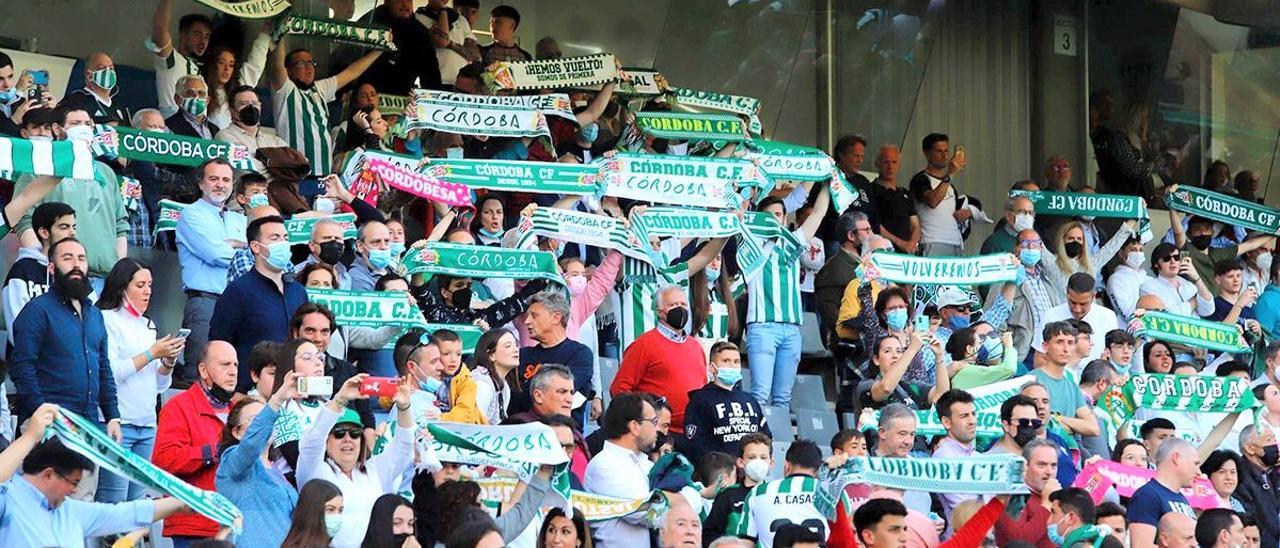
top-left (734, 474), bottom-right (847, 547)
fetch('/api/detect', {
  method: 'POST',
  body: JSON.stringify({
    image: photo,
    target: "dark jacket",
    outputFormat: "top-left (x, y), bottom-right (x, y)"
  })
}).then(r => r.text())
top-left (410, 278), bottom-right (546, 327)
top-left (208, 268), bottom-right (308, 391)
top-left (354, 5), bottom-right (444, 95)
top-left (680, 383), bottom-right (771, 463)
top-left (813, 250), bottom-right (857, 340)
top-left (703, 484), bottom-right (752, 546)
top-left (9, 290), bottom-right (118, 422)
top-left (61, 89), bottom-right (129, 125)
top-left (165, 111), bottom-right (219, 139)
top-left (1235, 459), bottom-right (1280, 548)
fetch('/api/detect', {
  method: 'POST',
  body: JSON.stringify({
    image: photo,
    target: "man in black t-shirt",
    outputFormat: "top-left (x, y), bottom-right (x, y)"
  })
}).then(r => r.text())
top-left (869, 145), bottom-right (919, 254)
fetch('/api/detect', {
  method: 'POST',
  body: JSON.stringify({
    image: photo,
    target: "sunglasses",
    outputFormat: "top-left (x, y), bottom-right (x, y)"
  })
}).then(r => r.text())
top-left (1159, 254), bottom-right (1181, 263)
top-left (330, 428), bottom-right (362, 440)
top-left (1011, 418), bottom-right (1044, 429)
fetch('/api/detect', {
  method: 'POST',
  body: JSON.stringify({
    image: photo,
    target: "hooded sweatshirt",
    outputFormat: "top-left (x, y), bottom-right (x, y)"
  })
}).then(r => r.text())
top-left (3, 246), bottom-right (49, 347)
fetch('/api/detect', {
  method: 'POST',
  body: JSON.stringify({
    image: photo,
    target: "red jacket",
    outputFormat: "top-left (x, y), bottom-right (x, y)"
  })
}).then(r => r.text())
top-left (612, 329), bottom-right (707, 431)
top-left (152, 383), bottom-right (226, 538)
top-left (994, 488), bottom-right (1053, 548)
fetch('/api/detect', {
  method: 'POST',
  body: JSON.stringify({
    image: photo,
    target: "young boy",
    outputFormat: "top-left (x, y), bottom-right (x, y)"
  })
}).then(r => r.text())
top-left (430, 329), bottom-right (486, 424)
top-left (246, 340), bottom-right (281, 398)
top-left (1102, 329), bottom-right (1136, 381)
top-left (703, 432), bottom-right (773, 543)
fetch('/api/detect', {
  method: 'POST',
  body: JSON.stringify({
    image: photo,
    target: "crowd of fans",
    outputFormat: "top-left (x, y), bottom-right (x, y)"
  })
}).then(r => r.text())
top-left (0, 1), bottom-right (1274, 547)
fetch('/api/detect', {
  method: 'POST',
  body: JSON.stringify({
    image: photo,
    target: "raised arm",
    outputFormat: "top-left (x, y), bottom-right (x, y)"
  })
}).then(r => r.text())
top-left (574, 82), bottom-right (615, 126)
top-left (4, 175), bottom-right (60, 228)
top-left (798, 183), bottom-right (831, 241)
top-left (872, 330), bottom-right (923, 403)
top-left (335, 49), bottom-right (386, 90)
top-left (0, 403), bottom-right (57, 483)
top-left (268, 37), bottom-right (289, 92)
top-left (1167, 186), bottom-right (1187, 249)
top-left (151, 0), bottom-right (176, 59)
top-left (686, 237), bottom-right (729, 275)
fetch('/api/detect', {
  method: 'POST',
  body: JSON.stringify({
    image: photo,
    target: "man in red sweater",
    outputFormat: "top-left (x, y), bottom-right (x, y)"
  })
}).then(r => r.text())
top-left (153, 340), bottom-right (239, 546)
top-left (612, 285), bottom-right (706, 433)
top-left (994, 438), bottom-right (1061, 548)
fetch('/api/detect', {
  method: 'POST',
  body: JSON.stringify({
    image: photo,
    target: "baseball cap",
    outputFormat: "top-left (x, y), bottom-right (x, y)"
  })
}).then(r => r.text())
top-left (935, 286), bottom-right (970, 309)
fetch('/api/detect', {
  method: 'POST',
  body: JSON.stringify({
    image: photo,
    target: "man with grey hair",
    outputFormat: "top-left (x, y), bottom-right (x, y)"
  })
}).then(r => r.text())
top-left (1127, 437), bottom-right (1199, 547)
top-left (707, 537), bottom-right (754, 548)
top-left (872, 403), bottom-right (932, 514)
top-left (815, 209), bottom-right (873, 337)
top-left (349, 220), bottom-right (391, 291)
top-left (981, 193), bottom-right (1035, 255)
top-left (613, 285), bottom-right (706, 434)
top-left (514, 292), bottom-right (594, 425)
top-left (1235, 422), bottom-right (1280, 544)
top-left (994, 438), bottom-right (1060, 546)
top-left (165, 74), bottom-right (216, 138)
top-left (504, 363), bottom-right (593, 480)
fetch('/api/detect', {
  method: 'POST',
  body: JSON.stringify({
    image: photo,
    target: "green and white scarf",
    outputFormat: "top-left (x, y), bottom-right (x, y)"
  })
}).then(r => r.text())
top-left (192, 0), bottom-right (289, 18)
top-left (1011, 190), bottom-right (1152, 241)
top-left (0, 136), bottom-right (97, 180)
top-left (1138, 311), bottom-right (1248, 354)
top-left (864, 252), bottom-right (1019, 286)
top-left (404, 90), bottom-right (550, 138)
top-left (378, 94), bottom-right (411, 117)
top-left (514, 207), bottom-right (645, 261)
top-left (153, 199), bottom-right (191, 235)
top-left (272, 12), bottom-right (397, 51)
top-left (475, 477), bottom-right (658, 522)
top-left (425, 158), bottom-right (598, 195)
top-left (617, 69), bottom-right (669, 96)
top-left (597, 153), bottom-right (762, 209)
top-left (633, 112), bottom-right (749, 143)
top-left (1105, 373), bottom-right (1261, 423)
top-left (1167, 185), bottom-right (1280, 235)
top-left (284, 213), bottom-right (356, 245)
top-left (95, 126), bottom-right (254, 170)
top-left (307, 288), bottom-right (428, 329)
top-left (367, 156), bottom-right (472, 207)
top-left (488, 53), bottom-right (619, 91)
top-left (632, 206), bottom-right (743, 240)
top-left (815, 455), bottom-right (1027, 519)
top-left (426, 422), bottom-right (572, 507)
top-left (970, 375), bottom-right (1038, 413)
top-left (52, 408), bottom-right (242, 528)
top-left (401, 242), bottom-right (564, 287)
top-left (746, 139), bottom-right (863, 213)
top-left (736, 211), bottom-right (801, 281)
top-left (859, 409), bottom-right (1006, 441)
top-left (669, 87), bottom-right (763, 135)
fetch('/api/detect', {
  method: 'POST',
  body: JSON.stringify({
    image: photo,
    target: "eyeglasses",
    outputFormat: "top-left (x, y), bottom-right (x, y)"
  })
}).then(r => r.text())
top-left (330, 428), bottom-right (362, 440)
top-left (55, 472), bottom-right (81, 489)
top-left (289, 60), bottom-right (318, 68)
top-left (1011, 418), bottom-right (1044, 429)
top-left (635, 415), bottom-right (659, 426)
top-left (1019, 239), bottom-right (1043, 247)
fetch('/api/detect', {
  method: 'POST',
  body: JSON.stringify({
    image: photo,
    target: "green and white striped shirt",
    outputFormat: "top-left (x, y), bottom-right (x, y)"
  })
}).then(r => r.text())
top-left (272, 77), bottom-right (338, 176)
top-left (698, 275), bottom-right (744, 340)
top-left (148, 41), bottom-right (201, 117)
top-left (618, 256), bottom-right (689, 352)
top-left (745, 228), bottom-right (805, 325)
top-left (733, 475), bottom-right (847, 547)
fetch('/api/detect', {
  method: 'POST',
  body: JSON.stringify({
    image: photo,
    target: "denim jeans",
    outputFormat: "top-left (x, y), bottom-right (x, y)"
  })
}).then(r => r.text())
top-left (181, 294), bottom-right (218, 381)
top-left (745, 322), bottom-right (803, 407)
top-left (95, 424), bottom-right (155, 503)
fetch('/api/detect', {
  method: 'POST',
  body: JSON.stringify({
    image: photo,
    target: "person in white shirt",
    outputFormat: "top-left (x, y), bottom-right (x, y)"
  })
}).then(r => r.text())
top-left (421, 0), bottom-right (482, 85)
top-left (908, 133), bottom-right (967, 257)
top-left (214, 86), bottom-right (290, 177)
top-left (584, 392), bottom-right (660, 547)
top-left (1139, 243), bottom-right (1215, 318)
top-left (1107, 237), bottom-right (1152, 323)
top-left (149, 0), bottom-right (212, 117)
top-left (96, 258), bottom-right (184, 503)
top-left (1032, 272), bottom-right (1118, 362)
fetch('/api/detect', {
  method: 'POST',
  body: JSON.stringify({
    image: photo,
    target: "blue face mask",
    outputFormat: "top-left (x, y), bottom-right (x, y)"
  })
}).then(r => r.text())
top-left (885, 308), bottom-right (908, 331)
top-left (478, 227), bottom-right (503, 239)
top-left (715, 367), bottom-right (743, 386)
top-left (579, 123), bottom-right (599, 143)
top-left (1046, 518), bottom-right (1066, 546)
top-left (247, 193), bottom-right (269, 209)
top-left (325, 514), bottom-right (343, 538)
top-left (0, 88), bottom-right (14, 102)
top-left (1019, 248), bottom-right (1041, 266)
top-left (948, 314), bottom-right (972, 330)
top-left (1109, 359), bottom-right (1129, 375)
top-left (390, 241), bottom-right (406, 256)
top-left (264, 241), bottom-right (292, 271)
top-left (975, 334), bottom-right (1004, 363)
top-left (418, 375), bottom-right (444, 393)
top-left (705, 268), bottom-right (721, 283)
top-left (368, 248), bottom-right (392, 270)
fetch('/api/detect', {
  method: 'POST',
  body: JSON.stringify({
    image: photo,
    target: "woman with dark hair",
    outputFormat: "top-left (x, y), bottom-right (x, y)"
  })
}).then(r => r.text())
top-left (295, 374), bottom-right (421, 546)
top-left (1142, 340), bottom-right (1174, 374)
top-left (1201, 449), bottom-right (1245, 512)
top-left (1112, 438), bottom-right (1149, 469)
top-left (96, 258), bottom-right (184, 503)
top-left (435, 473), bottom-right (555, 546)
top-left (267, 338), bottom-right (329, 477)
top-left (298, 262), bottom-right (340, 290)
top-left (852, 284), bottom-right (942, 408)
top-left (537, 507), bottom-right (593, 548)
top-left (361, 494), bottom-right (419, 548)
top-left (471, 328), bottom-right (521, 424)
top-left (214, 370), bottom-right (301, 548)
top-left (444, 507), bottom-right (504, 548)
top-left (201, 31), bottom-right (269, 129)
top-left (336, 106), bottom-right (391, 168)
top-left (281, 478), bottom-right (344, 548)
top-left (473, 194), bottom-right (507, 246)
top-left (690, 253), bottom-right (741, 342)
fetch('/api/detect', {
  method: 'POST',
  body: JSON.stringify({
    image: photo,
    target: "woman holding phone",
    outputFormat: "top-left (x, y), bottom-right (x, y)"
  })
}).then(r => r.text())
top-left (97, 257), bottom-right (184, 503)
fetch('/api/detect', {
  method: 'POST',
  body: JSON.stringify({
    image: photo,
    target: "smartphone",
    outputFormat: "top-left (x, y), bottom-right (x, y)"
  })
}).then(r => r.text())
top-left (359, 376), bottom-right (400, 398)
top-left (297, 376), bottom-right (334, 398)
top-left (176, 328), bottom-right (192, 339)
top-left (30, 70), bottom-right (49, 86)
top-left (914, 314), bottom-right (930, 333)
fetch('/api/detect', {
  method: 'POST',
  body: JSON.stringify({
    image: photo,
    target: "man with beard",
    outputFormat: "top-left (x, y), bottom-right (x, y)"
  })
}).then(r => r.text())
top-left (9, 237), bottom-right (122, 498)
top-left (176, 158), bottom-right (247, 383)
top-left (584, 392), bottom-right (660, 547)
top-left (931, 389), bottom-right (979, 520)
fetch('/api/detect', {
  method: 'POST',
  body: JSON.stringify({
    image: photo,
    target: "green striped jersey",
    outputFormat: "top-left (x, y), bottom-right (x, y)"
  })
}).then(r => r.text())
top-left (272, 77), bottom-right (338, 176)
top-left (618, 255), bottom-right (689, 352)
top-left (745, 228), bottom-right (805, 325)
top-left (151, 47), bottom-right (201, 116)
top-left (733, 475), bottom-right (846, 547)
top-left (698, 275), bottom-right (744, 340)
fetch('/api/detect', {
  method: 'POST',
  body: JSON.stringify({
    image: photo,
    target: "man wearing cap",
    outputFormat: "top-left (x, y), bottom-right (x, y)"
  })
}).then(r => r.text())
top-left (152, 340), bottom-right (239, 545)
top-left (933, 283), bottom-right (1013, 346)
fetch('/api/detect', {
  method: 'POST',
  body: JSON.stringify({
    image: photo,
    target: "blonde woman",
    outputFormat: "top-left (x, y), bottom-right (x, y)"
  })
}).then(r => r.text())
top-left (1041, 219), bottom-right (1136, 290)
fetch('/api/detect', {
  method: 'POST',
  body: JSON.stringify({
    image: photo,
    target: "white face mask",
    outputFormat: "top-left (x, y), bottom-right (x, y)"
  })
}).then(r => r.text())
top-left (1125, 251), bottom-right (1145, 269)
top-left (1013, 213), bottom-right (1035, 232)
top-left (743, 458), bottom-right (770, 482)
top-left (1258, 252), bottom-right (1274, 274)
top-left (314, 197), bottom-right (336, 214)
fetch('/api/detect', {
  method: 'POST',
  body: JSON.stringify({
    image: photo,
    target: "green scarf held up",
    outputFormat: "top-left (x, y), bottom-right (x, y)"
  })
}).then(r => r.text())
top-left (863, 252), bottom-right (1019, 286)
top-left (668, 87), bottom-right (763, 134)
top-left (400, 242), bottom-right (565, 288)
top-left (272, 11), bottom-right (397, 51)
top-left (1011, 190), bottom-right (1153, 242)
top-left (633, 111), bottom-right (750, 143)
top-left (95, 126), bottom-right (254, 170)
top-left (425, 158), bottom-right (599, 195)
top-left (284, 213), bottom-right (356, 245)
top-left (1137, 310), bottom-right (1249, 354)
top-left (403, 90), bottom-right (551, 139)
top-left (425, 422), bottom-right (573, 509)
top-left (814, 455), bottom-right (1028, 520)
top-left (378, 94), bottom-right (411, 117)
top-left (0, 135), bottom-right (97, 180)
top-left (1104, 373), bottom-right (1263, 431)
top-left (488, 53), bottom-right (619, 91)
top-left (597, 152), bottom-right (765, 210)
top-left (152, 199), bottom-right (191, 235)
top-left (192, 0), bottom-right (289, 18)
top-left (307, 288), bottom-right (428, 329)
top-left (1166, 185), bottom-right (1280, 235)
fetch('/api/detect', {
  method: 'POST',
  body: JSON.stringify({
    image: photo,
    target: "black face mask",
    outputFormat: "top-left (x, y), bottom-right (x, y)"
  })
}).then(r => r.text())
top-left (392, 533), bottom-right (411, 547)
top-left (450, 287), bottom-right (473, 308)
top-left (1064, 241), bottom-right (1084, 259)
top-left (208, 383), bottom-right (235, 406)
top-left (1262, 444), bottom-right (1280, 468)
top-left (1012, 426), bottom-right (1038, 448)
top-left (1190, 234), bottom-right (1213, 250)
top-left (317, 240), bottom-right (344, 265)
top-left (238, 105), bottom-right (261, 126)
top-left (52, 266), bottom-right (93, 301)
top-left (665, 306), bottom-right (689, 331)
